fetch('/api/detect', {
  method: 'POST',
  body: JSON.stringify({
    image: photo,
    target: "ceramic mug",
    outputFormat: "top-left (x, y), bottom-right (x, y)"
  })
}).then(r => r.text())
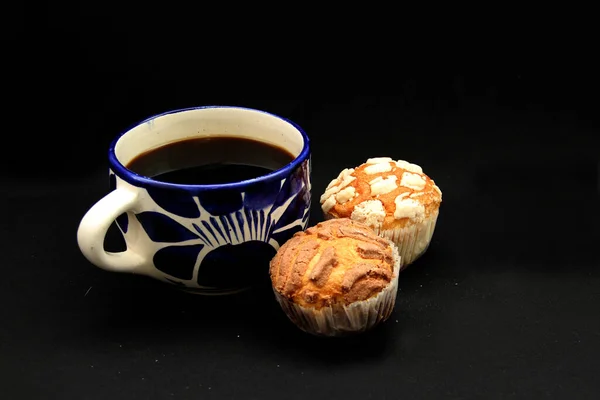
top-left (77, 106), bottom-right (311, 294)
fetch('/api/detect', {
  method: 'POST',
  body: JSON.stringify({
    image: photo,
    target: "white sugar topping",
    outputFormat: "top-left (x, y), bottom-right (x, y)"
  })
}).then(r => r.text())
top-left (400, 171), bottom-right (426, 190)
top-left (366, 157), bottom-right (393, 164)
top-left (351, 200), bottom-right (386, 228)
top-left (369, 175), bottom-right (398, 196)
top-left (321, 195), bottom-right (336, 213)
top-left (335, 187), bottom-right (356, 204)
top-left (394, 196), bottom-right (425, 221)
top-left (395, 160), bottom-right (423, 174)
top-left (364, 162), bottom-right (392, 174)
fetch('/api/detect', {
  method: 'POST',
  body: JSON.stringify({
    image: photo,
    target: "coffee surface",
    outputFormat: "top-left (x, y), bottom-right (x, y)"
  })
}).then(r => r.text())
top-left (126, 136), bottom-right (295, 185)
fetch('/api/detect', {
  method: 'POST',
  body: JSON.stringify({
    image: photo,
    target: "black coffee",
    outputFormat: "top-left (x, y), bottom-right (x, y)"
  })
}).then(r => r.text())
top-left (126, 136), bottom-right (295, 185)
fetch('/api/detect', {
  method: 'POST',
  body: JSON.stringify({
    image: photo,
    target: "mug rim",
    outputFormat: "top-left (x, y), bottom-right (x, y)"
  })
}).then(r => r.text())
top-left (108, 105), bottom-right (311, 191)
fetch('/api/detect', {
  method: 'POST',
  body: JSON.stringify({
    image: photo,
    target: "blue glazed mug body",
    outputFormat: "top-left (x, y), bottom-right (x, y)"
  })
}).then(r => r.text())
top-left (77, 106), bottom-right (311, 294)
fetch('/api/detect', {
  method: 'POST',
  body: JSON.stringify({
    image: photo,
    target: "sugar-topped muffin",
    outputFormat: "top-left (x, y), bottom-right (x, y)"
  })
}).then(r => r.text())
top-left (270, 218), bottom-right (400, 336)
top-left (320, 157), bottom-right (442, 268)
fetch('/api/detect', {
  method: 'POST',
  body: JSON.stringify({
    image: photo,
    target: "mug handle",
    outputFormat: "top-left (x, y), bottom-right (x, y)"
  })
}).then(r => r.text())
top-left (77, 188), bottom-right (146, 273)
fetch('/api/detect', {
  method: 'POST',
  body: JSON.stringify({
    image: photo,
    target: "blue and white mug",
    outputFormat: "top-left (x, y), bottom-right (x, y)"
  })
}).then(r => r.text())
top-left (77, 106), bottom-right (311, 294)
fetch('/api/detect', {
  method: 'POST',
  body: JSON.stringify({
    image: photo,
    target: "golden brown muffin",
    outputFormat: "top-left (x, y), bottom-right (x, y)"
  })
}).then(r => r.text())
top-left (320, 157), bottom-right (442, 268)
top-left (270, 218), bottom-right (400, 336)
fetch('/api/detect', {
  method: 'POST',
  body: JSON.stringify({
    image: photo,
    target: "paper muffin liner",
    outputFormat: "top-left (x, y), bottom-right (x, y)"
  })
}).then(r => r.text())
top-left (273, 241), bottom-right (400, 337)
top-left (377, 210), bottom-right (439, 269)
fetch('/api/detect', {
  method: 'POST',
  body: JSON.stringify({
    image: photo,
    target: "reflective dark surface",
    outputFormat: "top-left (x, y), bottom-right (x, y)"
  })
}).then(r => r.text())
top-left (2, 14), bottom-right (599, 400)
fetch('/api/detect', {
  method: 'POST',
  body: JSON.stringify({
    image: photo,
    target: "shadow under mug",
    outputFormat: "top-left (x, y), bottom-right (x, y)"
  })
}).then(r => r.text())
top-left (77, 106), bottom-right (311, 295)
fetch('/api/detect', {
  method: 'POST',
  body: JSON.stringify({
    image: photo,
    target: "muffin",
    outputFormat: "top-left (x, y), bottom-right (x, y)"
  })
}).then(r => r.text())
top-left (320, 157), bottom-right (441, 268)
top-left (269, 218), bottom-right (400, 337)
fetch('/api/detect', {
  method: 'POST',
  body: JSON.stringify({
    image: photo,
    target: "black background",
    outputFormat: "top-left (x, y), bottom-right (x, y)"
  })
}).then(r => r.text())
top-left (1, 5), bottom-right (600, 400)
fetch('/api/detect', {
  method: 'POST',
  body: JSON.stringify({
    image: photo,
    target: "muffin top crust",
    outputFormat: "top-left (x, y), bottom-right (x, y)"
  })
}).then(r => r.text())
top-left (270, 218), bottom-right (398, 309)
top-left (320, 157), bottom-right (442, 229)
